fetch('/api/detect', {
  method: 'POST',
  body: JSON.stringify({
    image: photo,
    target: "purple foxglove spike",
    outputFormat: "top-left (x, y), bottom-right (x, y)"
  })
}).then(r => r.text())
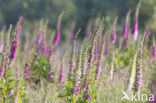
top-left (132, 10), bottom-right (139, 42)
top-left (82, 80), bottom-right (87, 91)
top-left (17, 16), bottom-right (24, 38)
top-left (54, 26), bottom-right (61, 46)
top-left (86, 94), bottom-right (92, 100)
top-left (153, 45), bottom-right (156, 57)
top-left (111, 29), bottom-right (116, 43)
top-left (10, 36), bottom-right (18, 65)
top-left (74, 86), bottom-right (80, 96)
top-left (48, 70), bottom-right (52, 81)
top-left (49, 45), bottom-right (53, 60)
top-left (146, 27), bottom-right (150, 36)
top-left (43, 42), bottom-right (49, 57)
top-left (96, 58), bottom-right (102, 78)
top-left (59, 64), bottom-right (63, 86)
top-left (94, 47), bottom-right (99, 62)
top-left (35, 44), bottom-right (41, 58)
top-left (37, 30), bottom-right (42, 45)
top-left (123, 21), bottom-right (128, 38)
top-left (0, 62), bottom-right (5, 78)
top-left (105, 40), bottom-right (110, 56)
top-left (137, 68), bottom-right (143, 93)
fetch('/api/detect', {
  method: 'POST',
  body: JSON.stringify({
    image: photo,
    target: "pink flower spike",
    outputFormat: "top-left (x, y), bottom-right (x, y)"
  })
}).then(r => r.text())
top-left (37, 30), bottom-right (42, 45)
top-left (111, 29), bottom-right (116, 43)
top-left (0, 62), bottom-right (5, 78)
top-left (123, 21), bottom-right (128, 38)
top-left (43, 42), bottom-right (49, 57)
top-left (17, 16), bottom-right (24, 38)
top-left (82, 80), bottom-right (87, 91)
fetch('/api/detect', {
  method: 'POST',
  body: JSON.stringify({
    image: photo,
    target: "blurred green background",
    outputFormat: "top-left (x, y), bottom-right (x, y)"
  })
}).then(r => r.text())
top-left (0, 0), bottom-right (156, 36)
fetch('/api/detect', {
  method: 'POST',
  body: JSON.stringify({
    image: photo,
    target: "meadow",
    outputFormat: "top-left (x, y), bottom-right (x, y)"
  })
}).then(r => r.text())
top-left (0, 1), bottom-right (156, 103)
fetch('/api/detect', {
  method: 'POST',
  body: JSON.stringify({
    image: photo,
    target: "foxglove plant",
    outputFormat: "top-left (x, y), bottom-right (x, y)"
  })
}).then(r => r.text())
top-left (35, 30), bottom-right (42, 58)
top-left (123, 11), bottom-right (131, 38)
top-left (10, 33), bottom-right (18, 66)
top-left (17, 16), bottom-right (24, 38)
top-left (74, 44), bottom-right (83, 95)
top-left (69, 29), bottom-right (80, 76)
top-left (0, 62), bottom-right (5, 78)
top-left (96, 34), bottom-right (106, 78)
top-left (54, 13), bottom-right (63, 46)
top-left (49, 45), bottom-right (53, 61)
top-left (43, 42), bottom-right (49, 57)
top-left (132, 1), bottom-right (141, 42)
top-left (136, 68), bottom-right (143, 93)
top-left (111, 18), bottom-right (118, 43)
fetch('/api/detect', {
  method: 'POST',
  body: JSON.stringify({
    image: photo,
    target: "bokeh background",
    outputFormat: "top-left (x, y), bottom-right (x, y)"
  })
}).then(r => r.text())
top-left (0, 0), bottom-right (156, 37)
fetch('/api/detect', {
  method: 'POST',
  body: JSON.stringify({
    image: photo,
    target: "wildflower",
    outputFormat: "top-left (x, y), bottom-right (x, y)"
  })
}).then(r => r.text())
top-left (54, 26), bottom-right (61, 46)
top-left (123, 11), bottom-right (130, 38)
top-left (132, 1), bottom-right (141, 42)
top-left (10, 36), bottom-right (18, 65)
top-left (137, 68), bottom-right (143, 93)
top-left (0, 62), bottom-right (5, 78)
top-left (35, 30), bottom-right (42, 58)
top-left (111, 18), bottom-right (117, 43)
top-left (82, 79), bottom-right (87, 91)
top-left (96, 57), bottom-right (102, 78)
top-left (49, 45), bottom-right (53, 61)
top-left (43, 42), bottom-right (49, 57)
top-left (86, 94), bottom-right (92, 100)
top-left (96, 34), bottom-right (105, 78)
top-left (37, 30), bottom-right (42, 45)
top-left (59, 64), bottom-right (63, 86)
top-left (69, 29), bottom-right (80, 75)
top-left (54, 13), bottom-right (63, 46)
top-left (74, 86), bottom-right (80, 96)
top-left (111, 28), bottom-right (116, 43)
top-left (123, 21), bottom-right (128, 38)
top-left (17, 16), bottom-right (24, 38)
top-left (146, 27), bottom-right (150, 36)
